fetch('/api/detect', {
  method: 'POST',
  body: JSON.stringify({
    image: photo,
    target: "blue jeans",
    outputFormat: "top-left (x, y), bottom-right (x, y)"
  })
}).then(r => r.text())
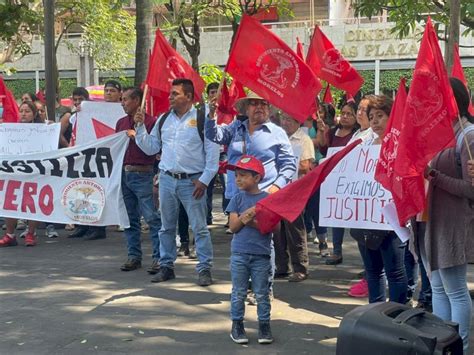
top-left (158, 173), bottom-right (213, 272)
top-left (121, 171), bottom-right (161, 261)
top-left (332, 227), bottom-right (345, 256)
top-left (230, 252), bottom-right (271, 321)
top-left (431, 265), bottom-right (471, 352)
top-left (358, 232), bottom-right (407, 304)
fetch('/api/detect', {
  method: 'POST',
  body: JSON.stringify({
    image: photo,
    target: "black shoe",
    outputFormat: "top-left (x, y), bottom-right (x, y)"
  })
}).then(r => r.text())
top-left (258, 321), bottom-right (273, 344)
top-left (84, 229), bottom-right (106, 240)
top-left (197, 269), bottom-right (212, 286)
top-left (147, 260), bottom-right (160, 274)
top-left (151, 267), bottom-right (175, 283)
top-left (230, 320), bottom-right (248, 344)
top-left (68, 227), bottom-right (89, 238)
top-left (120, 259), bottom-right (142, 271)
top-left (325, 254), bottom-right (343, 265)
top-left (177, 243), bottom-right (189, 257)
top-left (274, 272), bottom-right (290, 279)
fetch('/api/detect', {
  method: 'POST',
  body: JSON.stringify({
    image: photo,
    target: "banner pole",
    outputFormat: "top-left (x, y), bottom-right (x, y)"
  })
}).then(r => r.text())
top-left (141, 84), bottom-right (148, 111)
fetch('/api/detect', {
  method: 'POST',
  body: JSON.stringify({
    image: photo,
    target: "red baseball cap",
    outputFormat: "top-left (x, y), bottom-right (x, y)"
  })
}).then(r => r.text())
top-left (226, 155), bottom-right (265, 179)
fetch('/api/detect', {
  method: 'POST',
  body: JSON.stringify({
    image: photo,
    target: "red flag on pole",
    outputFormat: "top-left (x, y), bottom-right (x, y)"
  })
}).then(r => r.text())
top-left (306, 26), bottom-right (364, 97)
top-left (146, 28), bottom-right (205, 102)
top-left (226, 15), bottom-right (321, 123)
top-left (0, 77), bottom-right (19, 123)
top-left (375, 78), bottom-right (425, 225)
top-left (296, 37), bottom-right (305, 60)
top-left (322, 83), bottom-right (333, 104)
top-left (255, 139), bottom-right (362, 234)
top-left (451, 43), bottom-right (474, 116)
top-left (394, 17), bottom-right (458, 177)
top-left (217, 79), bottom-right (246, 125)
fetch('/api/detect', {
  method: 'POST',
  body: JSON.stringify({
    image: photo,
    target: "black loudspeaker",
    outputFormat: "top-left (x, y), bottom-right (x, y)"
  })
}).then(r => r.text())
top-left (337, 302), bottom-right (463, 355)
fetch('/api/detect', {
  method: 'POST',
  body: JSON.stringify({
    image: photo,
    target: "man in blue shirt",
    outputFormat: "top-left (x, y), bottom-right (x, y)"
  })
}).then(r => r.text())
top-left (134, 78), bottom-right (219, 286)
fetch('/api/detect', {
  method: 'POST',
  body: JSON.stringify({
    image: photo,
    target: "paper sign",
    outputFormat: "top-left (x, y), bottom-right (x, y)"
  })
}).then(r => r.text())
top-left (0, 123), bottom-right (60, 155)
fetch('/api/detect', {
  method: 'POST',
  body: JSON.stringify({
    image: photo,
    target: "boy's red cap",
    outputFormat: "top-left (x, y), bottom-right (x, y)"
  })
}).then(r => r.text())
top-left (226, 155), bottom-right (265, 179)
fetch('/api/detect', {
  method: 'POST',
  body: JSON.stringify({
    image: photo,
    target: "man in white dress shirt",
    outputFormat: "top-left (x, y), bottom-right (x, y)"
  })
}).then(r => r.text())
top-left (134, 78), bottom-right (219, 286)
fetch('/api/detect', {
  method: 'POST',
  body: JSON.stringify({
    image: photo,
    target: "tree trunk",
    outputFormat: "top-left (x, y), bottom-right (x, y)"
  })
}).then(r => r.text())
top-left (134, 0), bottom-right (153, 86)
top-left (445, 0), bottom-right (461, 72)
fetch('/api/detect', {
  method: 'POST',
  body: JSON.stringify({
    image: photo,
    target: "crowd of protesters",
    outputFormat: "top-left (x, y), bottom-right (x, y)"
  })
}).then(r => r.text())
top-left (0, 76), bottom-right (473, 350)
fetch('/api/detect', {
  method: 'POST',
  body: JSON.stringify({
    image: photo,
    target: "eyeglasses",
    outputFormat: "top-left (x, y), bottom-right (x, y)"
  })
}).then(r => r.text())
top-left (248, 100), bottom-right (269, 107)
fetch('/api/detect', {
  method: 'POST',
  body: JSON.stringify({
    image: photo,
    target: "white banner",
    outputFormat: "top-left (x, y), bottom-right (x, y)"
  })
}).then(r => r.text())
top-left (0, 123), bottom-right (60, 155)
top-left (0, 132), bottom-right (130, 227)
top-left (319, 145), bottom-right (393, 230)
top-left (74, 101), bottom-right (125, 145)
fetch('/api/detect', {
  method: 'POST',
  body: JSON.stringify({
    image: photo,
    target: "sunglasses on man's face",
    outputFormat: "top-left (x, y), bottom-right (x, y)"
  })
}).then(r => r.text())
top-left (248, 100), bottom-right (269, 107)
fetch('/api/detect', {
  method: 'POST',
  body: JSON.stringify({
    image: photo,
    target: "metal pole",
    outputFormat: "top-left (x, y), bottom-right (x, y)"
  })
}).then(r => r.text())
top-left (35, 70), bottom-right (40, 93)
top-left (374, 59), bottom-right (380, 95)
top-left (44, 0), bottom-right (56, 122)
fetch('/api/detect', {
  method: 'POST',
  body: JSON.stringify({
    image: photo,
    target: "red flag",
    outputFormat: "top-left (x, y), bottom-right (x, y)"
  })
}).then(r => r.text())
top-left (226, 15), bottom-right (321, 123)
top-left (255, 139), bottom-right (362, 234)
top-left (0, 77), bottom-right (19, 123)
top-left (322, 84), bottom-right (333, 104)
top-left (36, 90), bottom-right (45, 104)
top-left (375, 78), bottom-right (425, 225)
top-left (306, 26), bottom-right (364, 97)
top-left (217, 79), bottom-right (246, 125)
top-left (91, 118), bottom-right (116, 139)
top-left (146, 28), bottom-right (205, 102)
top-left (451, 43), bottom-right (474, 116)
top-left (394, 17), bottom-right (458, 177)
top-left (146, 87), bottom-right (170, 116)
top-left (296, 37), bottom-right (305, 60)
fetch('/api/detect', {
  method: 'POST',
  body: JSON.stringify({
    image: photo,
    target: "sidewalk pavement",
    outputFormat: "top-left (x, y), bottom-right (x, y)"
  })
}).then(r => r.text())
top-left (1, 210), bottom-right (473, 354)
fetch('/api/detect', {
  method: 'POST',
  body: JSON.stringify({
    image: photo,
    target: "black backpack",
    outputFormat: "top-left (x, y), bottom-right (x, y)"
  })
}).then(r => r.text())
top-left (158, 104), bottom-right (206, 142)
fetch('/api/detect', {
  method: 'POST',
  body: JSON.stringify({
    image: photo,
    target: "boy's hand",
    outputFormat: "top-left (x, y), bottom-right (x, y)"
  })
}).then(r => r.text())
top-left (239, 207), bottom-right (256, 225)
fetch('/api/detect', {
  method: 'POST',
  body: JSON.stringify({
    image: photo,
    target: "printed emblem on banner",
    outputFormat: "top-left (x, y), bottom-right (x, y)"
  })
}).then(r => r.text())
top-left (406, 70), bottom-right (444, 127)
top-left (61, 179), bottom-right (106, 223)
top-left (322, 48), bottom-right (349, 77)
top-left (381, 129), bottom-right (400, 177)
top-left (256, 48), bottom-right (300, 93)
top-left (166, 56), bottom-right (186, 83)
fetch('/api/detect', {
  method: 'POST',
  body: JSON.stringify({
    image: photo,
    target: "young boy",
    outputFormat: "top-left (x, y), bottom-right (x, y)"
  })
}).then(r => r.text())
top-left (225, 155), bottom-right (273, 345)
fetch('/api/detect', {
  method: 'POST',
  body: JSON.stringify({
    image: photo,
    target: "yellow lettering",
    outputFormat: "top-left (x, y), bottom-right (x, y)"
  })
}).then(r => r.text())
top-left (346, 30), bottom-right (356, 42)
top-left (385, 43), bottom-right (396, 56)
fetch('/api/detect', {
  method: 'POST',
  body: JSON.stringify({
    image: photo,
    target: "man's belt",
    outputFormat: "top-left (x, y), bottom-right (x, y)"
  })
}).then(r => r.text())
top-left (163, 170), bottom-right (201, 180)
top-left (124, 165), bottom-right (154, 172)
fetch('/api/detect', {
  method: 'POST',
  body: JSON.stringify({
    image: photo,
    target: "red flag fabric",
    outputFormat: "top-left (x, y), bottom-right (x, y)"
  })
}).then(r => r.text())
top-left (91, 118), bottom-right (116, 139)
top-left (255, 139), bottom-right (362, 234)
top-left (146, 86), bottom-right (170, 116)
top-left (36, 90), bottom-right (45, 104)
top-left (217, 79), bottom-right (246, 125)
top-left (375, 78), bottom-right (425, 225)
top-left (306, 26), bottom-right (364, 97)
top-left (322, 84), bottom-right (333, 104)
top-left (296, 37), bottom-right (305, 60)
top-left (451, 43), bottom-right (474, 116)
top-left (0, 77), bottom-right (19, 123)
top-left (146, 28), bottom-right (205, 102)
top-left (394, 17), bottom-right (458, 178)
top-left (226, 15), bottom-right (321, 123)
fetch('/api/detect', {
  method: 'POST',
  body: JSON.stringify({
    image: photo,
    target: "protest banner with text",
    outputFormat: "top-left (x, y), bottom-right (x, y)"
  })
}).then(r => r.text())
top-left (0, 132), bottom-right (130, 227)
top-left (319, 145), bottom-right (393, 231)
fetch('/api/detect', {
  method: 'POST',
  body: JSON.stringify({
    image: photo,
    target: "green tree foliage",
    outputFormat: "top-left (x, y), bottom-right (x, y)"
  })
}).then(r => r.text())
top-left (351, 0), bottom-right (473, 38)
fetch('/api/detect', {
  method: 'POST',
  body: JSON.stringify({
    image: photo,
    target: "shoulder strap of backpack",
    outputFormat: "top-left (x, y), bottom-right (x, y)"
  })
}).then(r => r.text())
top-left (158, 111), bottom-right (171, 139)
top-left (196, 104), bottom-right (206, 143)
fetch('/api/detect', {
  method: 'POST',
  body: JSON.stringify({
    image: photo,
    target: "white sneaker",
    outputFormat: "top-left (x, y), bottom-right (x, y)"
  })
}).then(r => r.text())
top-left (176, 235), bottom-right (181, 248)
top-left (20, 230), bottom-right (28, 239)
top-left (16, 220), bottom-right (27, 230)
top-left (45, 224), bottom-right (59, 238)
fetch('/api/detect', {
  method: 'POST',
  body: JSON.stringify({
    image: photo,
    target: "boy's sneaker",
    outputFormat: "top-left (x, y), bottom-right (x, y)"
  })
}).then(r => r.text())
top-left (24, 232), bottom-right (37, 247)
top-left (45, 224), bottom-right (59, 238)
top-left (348, 279), bottom-right (369, 298)
top-left (319, 242), bottom-right (330, 257)
top-left (20, 230), bottom-right (28, 239)
top-left (177, 243), bottom-right (189, 257)
top-left (246, 291), bottom-right (257, 306)
top-left (258, 321), bottom-right (273, 344)
top-left (230, 320), bottom-right (248, 344)
top-left (0, 234), bottom-right (18, 247)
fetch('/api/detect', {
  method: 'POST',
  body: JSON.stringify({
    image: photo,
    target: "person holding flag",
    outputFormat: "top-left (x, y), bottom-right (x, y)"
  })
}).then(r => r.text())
top-left (415, 78), bottom-right (474, 351)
